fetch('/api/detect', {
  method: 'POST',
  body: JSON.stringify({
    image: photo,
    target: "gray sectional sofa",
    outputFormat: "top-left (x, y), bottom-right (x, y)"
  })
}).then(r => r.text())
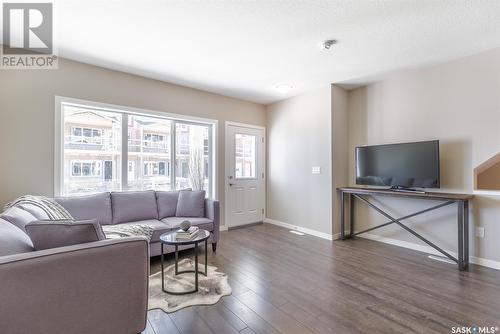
top-left (53, 190), bottom-right (220, 256)
top-left (0, 189), bottom-right (220, 334)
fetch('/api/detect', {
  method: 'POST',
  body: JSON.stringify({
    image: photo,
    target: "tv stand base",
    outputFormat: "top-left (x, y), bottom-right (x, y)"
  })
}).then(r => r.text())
top-left (338, 187), bottom-right (472, 271)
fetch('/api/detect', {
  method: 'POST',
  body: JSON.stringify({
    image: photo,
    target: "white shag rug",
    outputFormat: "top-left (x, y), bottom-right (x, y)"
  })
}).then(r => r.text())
top-left (148, 258), bottom-right (231, 313)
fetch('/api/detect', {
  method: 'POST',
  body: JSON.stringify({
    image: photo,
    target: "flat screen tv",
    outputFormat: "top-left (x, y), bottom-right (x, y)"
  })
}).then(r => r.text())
top-left (355, 140), bottom-right (440, 189)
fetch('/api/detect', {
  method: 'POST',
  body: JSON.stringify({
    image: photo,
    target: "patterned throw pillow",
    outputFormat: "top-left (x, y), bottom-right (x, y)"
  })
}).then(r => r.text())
top-left (101, 224), bottom-right (154, 241)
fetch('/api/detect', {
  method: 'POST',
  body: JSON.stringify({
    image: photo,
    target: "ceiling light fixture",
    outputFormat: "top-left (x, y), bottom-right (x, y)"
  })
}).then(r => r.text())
top-left (322, 39), bottom-right (337, 50)
top-left (274, 83), bottom-right (294, 93)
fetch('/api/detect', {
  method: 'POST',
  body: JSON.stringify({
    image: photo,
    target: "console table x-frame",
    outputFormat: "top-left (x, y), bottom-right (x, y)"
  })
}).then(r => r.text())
top-left (338, 187), bottom-right (473, 271)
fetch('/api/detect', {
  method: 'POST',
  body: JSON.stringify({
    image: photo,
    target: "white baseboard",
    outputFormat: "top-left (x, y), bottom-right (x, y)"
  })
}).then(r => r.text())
top-left (219, 225), bottom-right (228, 232)
top-left (263, 218), bottom-right (337, 241)
top-left (359, 233), bottom-right (500, 271)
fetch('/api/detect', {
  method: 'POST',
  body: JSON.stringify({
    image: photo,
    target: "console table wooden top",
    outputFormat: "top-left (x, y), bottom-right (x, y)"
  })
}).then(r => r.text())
top-left (337, 187), bottom-right (473, 201)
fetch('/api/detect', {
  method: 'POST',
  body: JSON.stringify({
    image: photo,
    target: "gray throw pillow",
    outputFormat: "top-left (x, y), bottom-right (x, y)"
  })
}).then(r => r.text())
top-left (156, 190), bottom-right (180, 219)
top-left (156, 188), bottom-right (192, 219)
top-left (176, 190), bottom-right (206, 217)
top-left (25, 219), bottom-right (105, 251)
top-left (111, 190), bottom-right (158, 224)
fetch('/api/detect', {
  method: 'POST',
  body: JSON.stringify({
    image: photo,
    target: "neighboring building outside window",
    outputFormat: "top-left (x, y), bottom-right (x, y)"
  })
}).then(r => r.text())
top-left (143, 161), bottom-right (167, 176)
top-left (144, 133), bottom-right (166, 148)
top-left (70, 127), bottom-right (103, 144)
top-left (128, 161), bottom-right (135, 181)
top-left (71, 160), bottom-right (102, 177)
top-left (59, 102), bottom-right (213, 196)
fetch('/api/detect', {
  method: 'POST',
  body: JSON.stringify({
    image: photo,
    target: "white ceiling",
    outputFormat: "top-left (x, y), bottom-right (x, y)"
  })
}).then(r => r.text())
top-left (54, 0), bottom-right (500, 104)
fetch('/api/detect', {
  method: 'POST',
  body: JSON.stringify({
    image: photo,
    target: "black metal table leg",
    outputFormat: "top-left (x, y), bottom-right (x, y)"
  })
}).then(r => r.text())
top-left (204, 239), bottom-right (208, 275)
top-left (194, 242), bottom-right (199, 293)
top-left (161, 242), bottom-right (164, 292)
top-left (464, 200), bottom-right (469, 269)
top-left (174, 244), bottom-right (178, 275)
top-left (160, 229), bottom-right (211, 294)
top-left (340, 191), bottom-right (346, 240)
top-left (349, 193), bottom-right (354, 237)
top-left (458, 200), bottom-right (466, 271)
top-left (162, 241), bottom-right (209, 295)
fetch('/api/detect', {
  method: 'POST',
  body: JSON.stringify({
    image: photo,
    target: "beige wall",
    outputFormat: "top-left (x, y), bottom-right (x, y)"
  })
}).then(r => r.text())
top-left (266, 86), bottom-right (332, 234)
top-left (0, 58), bottom-right (266, 226)
top-left (331, 85), bottom-right (349, 235)
top-left (347, 47), bottom-right (500, 263)
top-left (266, 85), bottom-right (348, 236)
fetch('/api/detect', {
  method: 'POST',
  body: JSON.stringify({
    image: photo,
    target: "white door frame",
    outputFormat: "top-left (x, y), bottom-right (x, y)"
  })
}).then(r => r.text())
top-left (224, 121), bottom-right (266, 228)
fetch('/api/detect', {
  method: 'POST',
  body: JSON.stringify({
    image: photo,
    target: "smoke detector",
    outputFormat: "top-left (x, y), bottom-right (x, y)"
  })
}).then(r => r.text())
top-left (322, 39), bottom-right (337, 50)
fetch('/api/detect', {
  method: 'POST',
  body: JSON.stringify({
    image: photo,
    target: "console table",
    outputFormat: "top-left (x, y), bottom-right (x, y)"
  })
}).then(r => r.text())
top-left (337, 187), bottom-right (473, 271)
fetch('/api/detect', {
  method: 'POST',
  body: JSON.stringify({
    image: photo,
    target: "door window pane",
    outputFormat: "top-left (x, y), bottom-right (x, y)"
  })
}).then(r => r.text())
top-left (62, 106), bottom-right (121, 195)
top-left (127, 115), bottom-right (172, 191)
top-left (235, 133), bottom-right (256, 179)
top-left (175, 122), bottom-right (209, 191)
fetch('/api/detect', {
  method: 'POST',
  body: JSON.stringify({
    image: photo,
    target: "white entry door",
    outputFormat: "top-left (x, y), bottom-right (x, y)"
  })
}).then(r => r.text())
top-left (225, 123), bottom-right (265, 228)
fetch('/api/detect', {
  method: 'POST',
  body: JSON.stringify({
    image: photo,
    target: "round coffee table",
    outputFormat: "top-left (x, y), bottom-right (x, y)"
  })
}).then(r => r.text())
top-left (159, 229), bottom-right (210, 295)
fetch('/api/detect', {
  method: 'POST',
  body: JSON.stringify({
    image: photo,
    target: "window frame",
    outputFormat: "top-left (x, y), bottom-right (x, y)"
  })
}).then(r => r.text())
top-left (55, 96), bottom-right (218, 199)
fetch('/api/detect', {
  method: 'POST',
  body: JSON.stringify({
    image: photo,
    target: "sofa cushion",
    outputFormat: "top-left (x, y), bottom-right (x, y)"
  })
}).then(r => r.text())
top-left (117, 219), bottom-right (170, 243)
top-left (111, 191), bottom-right (159, 224)
top-left (1, 206), bottom-right (37, 232)
top-left (162, 217), bottom-right (213, 232)
top-left (18, 203), bottom-right (50, 220)
top-left (54, 192), bottom-right (113, 225)
top-left (0, 218), bottom-right (34, 256)
top-left (156, 190), bottom-right (180, 219)
top-left (25, 219), bottom-right (105, 251)
top-left (176, 190), bottom-right (206, 217)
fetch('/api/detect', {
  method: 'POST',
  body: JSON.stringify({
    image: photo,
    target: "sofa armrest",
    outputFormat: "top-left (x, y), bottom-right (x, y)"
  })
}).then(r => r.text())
top-left (205, 199), bottom-right (220, 242)
top-left (0, 237), bottom-right (149, 334)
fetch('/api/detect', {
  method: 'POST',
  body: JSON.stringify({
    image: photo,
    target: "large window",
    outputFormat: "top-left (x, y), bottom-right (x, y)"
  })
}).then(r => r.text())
top-left (175, 122), bottom-right (210, 190)
top-left (127, 114), bottom-right (172, 191)
top-left (58, 100), bottom-right (214, 197)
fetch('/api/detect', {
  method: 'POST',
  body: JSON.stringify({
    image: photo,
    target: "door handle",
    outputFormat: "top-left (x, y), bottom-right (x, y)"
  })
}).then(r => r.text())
top-left (229, 183), bottom-right (235, 186)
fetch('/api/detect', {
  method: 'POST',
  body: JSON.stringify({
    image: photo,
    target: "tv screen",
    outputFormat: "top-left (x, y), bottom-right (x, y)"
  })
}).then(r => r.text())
top-left (356, 140), bottom-right (440, 189)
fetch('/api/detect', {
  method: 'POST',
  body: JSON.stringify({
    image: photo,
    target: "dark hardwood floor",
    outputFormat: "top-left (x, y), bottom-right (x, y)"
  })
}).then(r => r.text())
top-left (143, 224), bottom-right (500, 334)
